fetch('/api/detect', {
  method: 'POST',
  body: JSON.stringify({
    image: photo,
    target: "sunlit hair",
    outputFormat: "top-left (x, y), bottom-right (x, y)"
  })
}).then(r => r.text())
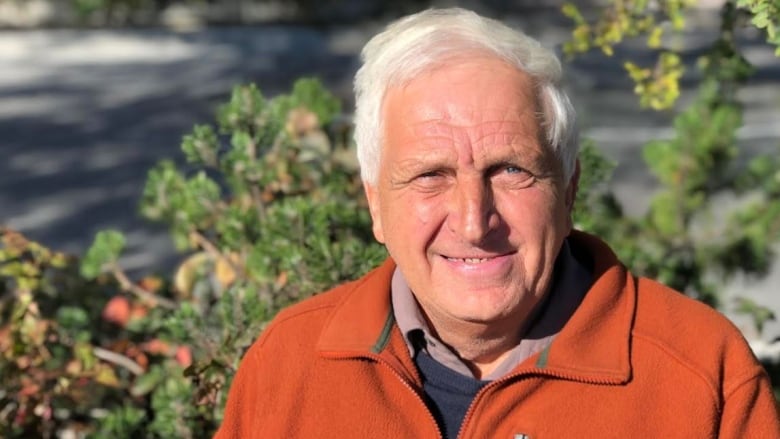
top-left (354, 7), bottom-right (578, 185)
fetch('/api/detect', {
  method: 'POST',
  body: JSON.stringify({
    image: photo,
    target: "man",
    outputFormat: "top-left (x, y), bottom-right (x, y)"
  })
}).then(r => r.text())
top-left (215, 8), bottom-right (780, 438)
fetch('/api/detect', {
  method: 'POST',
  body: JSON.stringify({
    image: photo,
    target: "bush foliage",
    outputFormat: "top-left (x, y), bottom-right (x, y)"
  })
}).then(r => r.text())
top-left (2, 1), bottom-right (779, 437)
top-left (567, 0), bottom-right (780, 318)
top-left (1, 79), bottom-right (385, 437)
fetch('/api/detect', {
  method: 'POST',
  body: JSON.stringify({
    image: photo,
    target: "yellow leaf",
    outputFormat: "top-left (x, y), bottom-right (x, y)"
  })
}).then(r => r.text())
top-left (624, 62), bottom-right (650, 81)
top-left (95, 364), bottom-right (120, 387)
top-left (561, 3), bottom-right (584, 24)
top-left (671, 12), bottom-right (685, 30)
top-left (215, 253), bottom-right (242, 289)
top-left (647, 27), bottom-right (663, 48)
top-left (174, 252), bottom-right (211, 298)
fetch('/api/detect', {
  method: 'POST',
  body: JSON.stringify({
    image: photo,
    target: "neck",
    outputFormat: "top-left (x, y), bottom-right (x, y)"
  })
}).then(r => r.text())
top-left (424, 314), bottom-right (527, 379)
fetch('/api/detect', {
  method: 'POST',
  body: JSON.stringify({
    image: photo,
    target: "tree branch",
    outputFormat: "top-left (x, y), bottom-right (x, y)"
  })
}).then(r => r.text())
top-left (189, 230), bottom-right (244, 280)
top-left (111, 265), bottom-right (177, 310)
top-left (93, 346), bottom-right (144, 376)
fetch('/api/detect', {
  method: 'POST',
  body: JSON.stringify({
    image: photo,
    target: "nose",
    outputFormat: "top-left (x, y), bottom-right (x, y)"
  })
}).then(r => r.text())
top-left (447, 176), bottom-right (497, 244)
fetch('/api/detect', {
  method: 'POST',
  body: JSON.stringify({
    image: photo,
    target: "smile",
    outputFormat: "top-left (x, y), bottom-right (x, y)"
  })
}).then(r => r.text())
top-left (440, 253), bottom-right (513, 276)
top-left (446, 257), bottom-right (492, 264)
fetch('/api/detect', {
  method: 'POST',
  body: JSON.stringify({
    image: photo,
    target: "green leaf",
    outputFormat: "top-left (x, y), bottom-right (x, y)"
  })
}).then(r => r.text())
top-left (217, 84), bottom-right (267, 133)
top-left (642, 140), bottom-right (679, 185)
top-left (89, 405), bottom-right (147, 439)
top-left (734, 297), bottom-right (776, 334)
top-left (648, 191), bottom-right (683, 236)
top-left (56, 306), bottom-right (90, 331)
top-left (753, 12), bottom-right (770, 29)
top-left (182, 124), bottom-right (219, 166)
top-left (140, 160), bottom-right (186, 221)
top-left (289, 78), bottom-right (341, 126)
top-left (131, 365), bottom-right (165, 397)
top-left (81, 230), bottom-right (126, 279)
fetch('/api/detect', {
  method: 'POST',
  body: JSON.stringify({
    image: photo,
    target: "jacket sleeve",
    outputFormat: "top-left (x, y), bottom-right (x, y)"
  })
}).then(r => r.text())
top-left (718, 369), bottom-right (780, 438)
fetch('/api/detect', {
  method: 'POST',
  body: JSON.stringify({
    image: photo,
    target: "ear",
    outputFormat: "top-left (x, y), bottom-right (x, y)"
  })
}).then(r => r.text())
top-left (363, 182), bottom-right (386, 244)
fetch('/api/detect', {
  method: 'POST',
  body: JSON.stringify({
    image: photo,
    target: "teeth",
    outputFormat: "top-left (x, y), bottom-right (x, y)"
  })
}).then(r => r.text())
top-left (447, 257), bottom-right (490, 263)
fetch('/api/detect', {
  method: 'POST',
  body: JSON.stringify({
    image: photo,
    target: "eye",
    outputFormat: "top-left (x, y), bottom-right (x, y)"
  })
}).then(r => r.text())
top-left (409, 168), bottom-right (451, 192)
top-left (490, 163), bottom-right (529, 176)
top-left (490, 164), bottom-right (535, 188)
top-left (418, 170), bottom-right (443, 179)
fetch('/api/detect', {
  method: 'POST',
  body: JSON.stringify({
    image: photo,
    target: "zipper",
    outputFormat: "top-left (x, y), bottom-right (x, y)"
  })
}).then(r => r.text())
top-left (324, 352), bottom-right (444, 439)
top-left (323, 350), bottom-right (623, 439)
top-left (457, 367), bottom-right (623, 439)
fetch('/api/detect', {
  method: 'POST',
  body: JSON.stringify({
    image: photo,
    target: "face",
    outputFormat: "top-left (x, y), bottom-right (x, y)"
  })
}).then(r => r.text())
top-left (364, 57), bottom-right (578, 332)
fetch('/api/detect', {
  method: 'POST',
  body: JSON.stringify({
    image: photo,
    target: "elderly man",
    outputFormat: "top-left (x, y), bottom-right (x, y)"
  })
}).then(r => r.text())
top-left (215, 8), bottom-right (780, 438)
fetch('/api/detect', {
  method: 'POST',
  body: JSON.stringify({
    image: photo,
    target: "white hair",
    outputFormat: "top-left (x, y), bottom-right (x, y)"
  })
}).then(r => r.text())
top-left (353, 8), bottom-right (578, 186)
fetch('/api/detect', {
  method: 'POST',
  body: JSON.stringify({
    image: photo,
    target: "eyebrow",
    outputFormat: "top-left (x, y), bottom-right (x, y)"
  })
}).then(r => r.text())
top-left (392, 153), bottom-right (453, 175)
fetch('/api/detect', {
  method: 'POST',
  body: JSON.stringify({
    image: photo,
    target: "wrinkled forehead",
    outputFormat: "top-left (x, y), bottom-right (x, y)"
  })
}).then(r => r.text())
top-left (384, 50), bottom-right (533, 93)
top-left (380, 55), bottom-right (545, 139)
top-left (378, 56), bottom-right (555, 174)
top-left (383, 53), bottom-right (542, 111)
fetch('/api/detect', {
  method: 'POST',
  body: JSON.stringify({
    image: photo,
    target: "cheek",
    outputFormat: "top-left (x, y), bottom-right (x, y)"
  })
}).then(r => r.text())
top-left (499, 188), bottom-right (559, 218)
top-left (499, 189), bottom-right (570, 237)
top-left (412, 197), bottom-right (443, 229)
top-left (384, 193), bottom-right (444, 235)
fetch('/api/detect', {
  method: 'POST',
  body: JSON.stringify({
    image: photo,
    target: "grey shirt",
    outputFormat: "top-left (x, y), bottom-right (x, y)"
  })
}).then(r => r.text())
top-left (391, 240), bottom-right (592, 380)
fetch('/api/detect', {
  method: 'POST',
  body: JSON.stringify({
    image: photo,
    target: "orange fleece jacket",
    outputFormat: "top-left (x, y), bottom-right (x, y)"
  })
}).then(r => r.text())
top-left (215, 231), bottom-right (780, 438)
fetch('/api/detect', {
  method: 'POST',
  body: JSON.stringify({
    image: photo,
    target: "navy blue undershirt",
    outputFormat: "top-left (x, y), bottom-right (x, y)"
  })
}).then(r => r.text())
top-left (415, 350), bottom-right (490, 438)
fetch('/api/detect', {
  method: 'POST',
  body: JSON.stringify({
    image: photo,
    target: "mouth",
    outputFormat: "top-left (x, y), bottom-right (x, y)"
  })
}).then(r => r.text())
top-left (439, 252), bottom-right (513, 275)
top-left (445, 256), bottom-right (493, 264)
top-left (442, 250), bottom-right (514, 263)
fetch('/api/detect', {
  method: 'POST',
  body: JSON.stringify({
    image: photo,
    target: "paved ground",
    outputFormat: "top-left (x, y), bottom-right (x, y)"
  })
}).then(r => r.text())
top-left (1, 10), bottom-right (779, 340)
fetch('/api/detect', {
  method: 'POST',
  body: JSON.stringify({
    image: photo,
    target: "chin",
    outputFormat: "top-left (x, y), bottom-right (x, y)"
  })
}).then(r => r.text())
top-left (444, 301), bottom-right (518, 324)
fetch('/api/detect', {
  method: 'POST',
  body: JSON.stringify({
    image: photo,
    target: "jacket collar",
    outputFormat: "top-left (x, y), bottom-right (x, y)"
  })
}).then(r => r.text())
top-left (536, 231), bottom-right (635, 384)
top-left (316, 258), bottom-right (419, 380)
top-left (317, 257), bottom-right (396, 354)
top-left (316, 230), bottom-right (635, 385)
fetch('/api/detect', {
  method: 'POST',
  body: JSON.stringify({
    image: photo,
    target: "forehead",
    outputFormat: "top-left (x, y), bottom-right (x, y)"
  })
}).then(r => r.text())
top-left (387, 57), bottom-right (538, 114)
top-left (381, 57), bottom-right (544, 157)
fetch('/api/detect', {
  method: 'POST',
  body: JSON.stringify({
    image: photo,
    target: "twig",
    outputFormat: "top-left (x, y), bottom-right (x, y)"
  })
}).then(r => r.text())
top-left (245, 134), bottom-right (267, 222)
top-left (189, 230), bottom-right (244, 279)
top-left (111, 265), bottom-right (177, 310)
top-left (93, 346), bottom-right (144, 376)
top-left (250, 185), bottom-right (267, 222)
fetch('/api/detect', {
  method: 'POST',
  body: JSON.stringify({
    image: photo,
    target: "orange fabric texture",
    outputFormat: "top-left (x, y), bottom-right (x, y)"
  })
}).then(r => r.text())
top-left (214, 231), bottom-right (780, 438)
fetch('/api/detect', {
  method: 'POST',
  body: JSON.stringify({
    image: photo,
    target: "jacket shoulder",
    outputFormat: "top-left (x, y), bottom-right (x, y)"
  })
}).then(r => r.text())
top-left (633, 276), bottom-right (743, 340)
top-left (246, 258), bottom-right (393, 355)
top-left (256, 274), bottom-right (367, 347)
top-left (632, 277), bottom-right (763, 397)
top-left (273, 278), bottom-right (357, 322)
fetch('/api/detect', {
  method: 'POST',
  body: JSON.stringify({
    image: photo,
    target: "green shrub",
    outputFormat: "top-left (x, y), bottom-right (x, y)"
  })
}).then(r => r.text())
top-left (566, 0), bottom-right (780, 320)
top-left (85, 78), bottom-right (386, 436)
top-left (1, 78), bottom-right (385, 437)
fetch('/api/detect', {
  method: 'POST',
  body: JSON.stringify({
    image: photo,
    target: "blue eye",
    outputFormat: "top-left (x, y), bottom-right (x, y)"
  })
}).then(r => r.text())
top-left (496, 165), bottom-right (528, 176)
top-left (490, 164), bottom-right (535, 188)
